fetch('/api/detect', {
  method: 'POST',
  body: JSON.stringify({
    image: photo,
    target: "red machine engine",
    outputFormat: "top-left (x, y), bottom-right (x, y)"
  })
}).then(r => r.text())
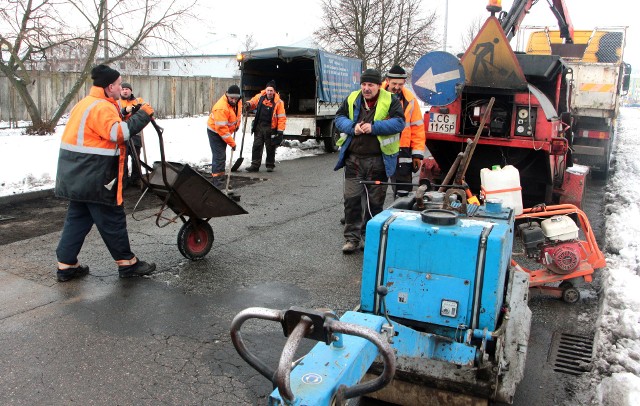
top-left (540, 242), bottom-right (582, 274)
top-left (518, 214), bottom-right (582, 275)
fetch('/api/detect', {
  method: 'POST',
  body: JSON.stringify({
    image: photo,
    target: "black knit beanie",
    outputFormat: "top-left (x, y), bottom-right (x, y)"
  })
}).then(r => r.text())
top-left (91, 64), bottom-right (120, 88)
top-left (360, 69), bottom-right (382, 85)
top-left (266, 80), bottom-right (276, 90)
top-left (121, 82), bottom-right (133, 90)
top-left (387, 64), bottom-right (407, 79)
top-left (227, 85), bottom-right (241, 97)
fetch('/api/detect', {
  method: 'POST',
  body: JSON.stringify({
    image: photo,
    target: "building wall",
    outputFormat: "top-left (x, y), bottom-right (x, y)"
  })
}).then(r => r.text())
top-left (146, 55), bottom-right (240, 78)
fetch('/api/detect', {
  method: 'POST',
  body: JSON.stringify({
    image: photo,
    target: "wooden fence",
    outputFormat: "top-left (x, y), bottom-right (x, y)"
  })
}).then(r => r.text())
top-left (0, 71), bottom-right (236, 124)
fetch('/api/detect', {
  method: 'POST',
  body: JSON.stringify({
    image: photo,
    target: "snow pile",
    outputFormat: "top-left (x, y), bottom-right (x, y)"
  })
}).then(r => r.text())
top-left (0, 115), bottom-right (326, 197)
top-left (593, 108), bottom-right (640, 405)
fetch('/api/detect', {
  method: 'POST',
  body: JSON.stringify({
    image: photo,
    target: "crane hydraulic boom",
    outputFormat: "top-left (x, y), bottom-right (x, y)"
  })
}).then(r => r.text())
top-left (499, 0), bottom-right (574, 43)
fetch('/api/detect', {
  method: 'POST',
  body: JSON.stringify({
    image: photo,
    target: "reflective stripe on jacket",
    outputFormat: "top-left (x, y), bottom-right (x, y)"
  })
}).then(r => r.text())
top-left (333, 89), bottom-right (405, 177)
top-left (246, 90), bottom-right (286, 131)
top-left (55, 86), bottom-right (150, 206)
top-left (381, 83), bottom-right (426, 158)
top-left (207, 95), bottom-right (242, 147)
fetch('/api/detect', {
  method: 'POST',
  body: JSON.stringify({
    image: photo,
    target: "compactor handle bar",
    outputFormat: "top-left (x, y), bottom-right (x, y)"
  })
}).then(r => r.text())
top-left (230, 307), bottom-right (396, 404)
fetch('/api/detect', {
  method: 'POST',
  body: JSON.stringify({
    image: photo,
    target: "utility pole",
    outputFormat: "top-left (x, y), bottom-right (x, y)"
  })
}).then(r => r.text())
top-left (103, 0), bottom-right (109, 60)
top-left (443, 0), bottom-right (448, 52)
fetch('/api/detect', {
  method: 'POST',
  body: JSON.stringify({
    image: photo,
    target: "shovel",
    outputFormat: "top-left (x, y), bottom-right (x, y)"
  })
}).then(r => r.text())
top-left (231, 113), bottom-right (249, 172)
top-left (225, 146), bottom-right (235, 195)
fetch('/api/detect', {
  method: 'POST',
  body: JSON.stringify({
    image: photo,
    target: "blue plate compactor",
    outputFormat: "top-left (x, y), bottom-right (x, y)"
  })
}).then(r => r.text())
top-left (231, 201), bottom-right (532, 405)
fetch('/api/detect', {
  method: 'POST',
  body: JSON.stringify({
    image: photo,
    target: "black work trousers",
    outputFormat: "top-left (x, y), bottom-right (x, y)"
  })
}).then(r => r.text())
top-left (126, 135), bottom-right (142, 183)
top-left (56, 201), bottom-right (134, 267)
top-left (251, 121), bottom-right (276, 169)
top-left (343, 154), bottom-right (388, 244)
top-left (391, 148), bottom-right (413, 197)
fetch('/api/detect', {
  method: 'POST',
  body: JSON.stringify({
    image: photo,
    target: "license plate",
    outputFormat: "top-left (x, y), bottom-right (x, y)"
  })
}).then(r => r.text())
top-left (429, 113), bottom-right (457, 134)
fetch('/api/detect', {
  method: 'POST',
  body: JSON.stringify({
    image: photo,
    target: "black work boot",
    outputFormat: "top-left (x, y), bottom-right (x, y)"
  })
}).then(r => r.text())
top-left (57, 265), bottom-right (90, 282)
top-left (245, 166), bottom-right (259, 172)
top-left (119, 261), bottom-right (156, 278)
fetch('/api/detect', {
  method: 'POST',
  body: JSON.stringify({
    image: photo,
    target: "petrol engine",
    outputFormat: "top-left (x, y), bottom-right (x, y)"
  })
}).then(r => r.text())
top-left (518, 215), bottom-right (582, 274)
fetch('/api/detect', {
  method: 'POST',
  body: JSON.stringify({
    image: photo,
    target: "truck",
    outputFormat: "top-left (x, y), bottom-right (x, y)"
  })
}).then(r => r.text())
top-left (237, 46), bottom-right (363, 152)
top-left (525, 27), bottom-right (631, 178)
top-left (420, 0), bottom-right (631, 207)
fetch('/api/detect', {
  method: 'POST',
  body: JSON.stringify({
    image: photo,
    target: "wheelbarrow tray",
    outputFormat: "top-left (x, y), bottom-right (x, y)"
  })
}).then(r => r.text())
top-left (148, 161), bottom-right (247, 219)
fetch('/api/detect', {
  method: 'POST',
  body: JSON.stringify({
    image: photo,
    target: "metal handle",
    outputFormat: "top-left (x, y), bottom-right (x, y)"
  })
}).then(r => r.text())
top-left (230, 307), bottom-right (284, 382)
top-left (230, 307), bottom-right (396, 405)
top-left (327, 318), bottom-right (396, 403)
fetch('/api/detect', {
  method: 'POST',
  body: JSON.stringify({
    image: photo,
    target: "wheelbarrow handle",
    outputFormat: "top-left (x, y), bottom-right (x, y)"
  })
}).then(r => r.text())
top-left (147, 118), bottom-right (173, 191)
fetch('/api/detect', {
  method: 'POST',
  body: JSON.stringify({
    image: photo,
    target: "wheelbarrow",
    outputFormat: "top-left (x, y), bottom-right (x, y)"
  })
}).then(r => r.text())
top-left (132, 119), bottom-right (247, 260)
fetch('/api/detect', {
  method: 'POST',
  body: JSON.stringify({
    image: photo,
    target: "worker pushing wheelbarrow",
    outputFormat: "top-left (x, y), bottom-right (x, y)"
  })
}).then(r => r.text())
top-left (132, 119), bottom-right (247, 260)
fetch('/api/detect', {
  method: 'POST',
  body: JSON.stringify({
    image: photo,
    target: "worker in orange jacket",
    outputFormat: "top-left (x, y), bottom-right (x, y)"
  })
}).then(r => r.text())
top-left (207, 85), bottom-right (243, 188)
top-left (382, 65), bottom-right (427, 197)
top-left (118, 82), bottom-right (146, 187)
top-left (55, 64), bottom-right (156, 282)
top-left (243, 80), bottom-right (286, 172)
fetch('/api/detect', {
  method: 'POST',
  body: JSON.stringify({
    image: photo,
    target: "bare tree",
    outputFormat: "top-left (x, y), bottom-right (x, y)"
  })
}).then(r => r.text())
top-left (0, 0), bottom-right (196, 134)
top-left (459, 15), bottom-right (485, 55)
top-left (242, 34), bottom-right (258, 52)
top-left (313, 0), bottom-right (439, 71)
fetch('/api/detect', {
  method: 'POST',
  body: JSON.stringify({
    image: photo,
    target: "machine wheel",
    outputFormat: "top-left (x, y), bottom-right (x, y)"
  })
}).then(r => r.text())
top-left (560, 282), bottom-right (580, 304)
top-left (323, 120), bottom-right (340, 153)
top-left (177, 219), bottom-right (214, 260)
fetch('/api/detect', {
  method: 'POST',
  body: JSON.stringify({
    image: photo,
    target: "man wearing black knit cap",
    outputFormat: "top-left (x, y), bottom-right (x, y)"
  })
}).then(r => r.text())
top-left (207, 84), bottom-right (243, 188)
top-left (118, 82), bottom-right (148, 188)
top-left (382, 64), bottom-right (427, 197)
top-left (244, 80), bottom-right (287, 172)
top-left (334, 68), bottom-right (405, 253)
top-left (54, 64), bottom-right (157, 282)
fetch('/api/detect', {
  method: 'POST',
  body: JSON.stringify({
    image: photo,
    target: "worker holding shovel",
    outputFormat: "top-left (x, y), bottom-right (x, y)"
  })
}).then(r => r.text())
top-left (206, 85), bottom-right (243, 190)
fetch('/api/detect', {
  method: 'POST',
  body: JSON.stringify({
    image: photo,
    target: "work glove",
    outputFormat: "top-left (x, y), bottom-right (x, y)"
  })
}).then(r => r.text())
top-left (140, 104), bottom-right (154, 117)
top-left (131, 104), bottom-right (142, 114)
top-left (231, 145), bottom-right (236, 151)
top-left (271, 131), bottom-right (284, 146)
top-left (412, 157), bottom-right (422, 173)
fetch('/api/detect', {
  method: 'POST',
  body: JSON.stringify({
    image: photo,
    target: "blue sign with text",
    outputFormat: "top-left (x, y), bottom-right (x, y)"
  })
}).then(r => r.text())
top-left (411, 51), bottom-right (465, 106)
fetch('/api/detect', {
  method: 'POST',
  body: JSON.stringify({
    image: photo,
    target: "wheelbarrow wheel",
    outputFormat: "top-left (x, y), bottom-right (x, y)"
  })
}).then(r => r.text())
top-left (177, 219), bottom-right (214, 260)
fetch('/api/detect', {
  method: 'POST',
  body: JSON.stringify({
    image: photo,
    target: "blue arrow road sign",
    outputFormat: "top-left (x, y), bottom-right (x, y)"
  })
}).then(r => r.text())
top-left (411, 51), bottom-right (465, 106)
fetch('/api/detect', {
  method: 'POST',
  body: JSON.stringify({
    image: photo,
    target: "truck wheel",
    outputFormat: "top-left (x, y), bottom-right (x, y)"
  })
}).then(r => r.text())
top-left (324, 121), bottom-right (340, 153)
top-left (177, 219), bottom-right (214, 260)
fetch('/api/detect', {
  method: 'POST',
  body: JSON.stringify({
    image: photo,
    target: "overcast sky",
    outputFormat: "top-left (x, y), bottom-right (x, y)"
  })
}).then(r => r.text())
top-left (185, 0), bottom-right (638, 70)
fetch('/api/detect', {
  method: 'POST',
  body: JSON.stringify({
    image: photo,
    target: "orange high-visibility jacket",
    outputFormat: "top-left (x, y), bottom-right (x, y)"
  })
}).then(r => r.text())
top-left (207, 95), bottom-right (243, 148)
top-left (55, 86), bottom-right (151, 206)
top-left (118, 96), bottom-right (145, 120)
top-left (382, 83), bottom-right (426, 158)
top-left (246, 90), bottom-right (286, 132)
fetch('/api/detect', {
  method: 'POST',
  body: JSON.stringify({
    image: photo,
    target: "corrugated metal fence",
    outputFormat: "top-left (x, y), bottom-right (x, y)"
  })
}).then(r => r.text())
top-left (0, 71), bottom-right (236, 123)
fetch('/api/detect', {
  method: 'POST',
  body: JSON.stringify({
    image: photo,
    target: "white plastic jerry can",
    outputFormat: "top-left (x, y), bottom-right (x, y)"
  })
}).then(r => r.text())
top-left (480, 165), bottom-right (524, 215)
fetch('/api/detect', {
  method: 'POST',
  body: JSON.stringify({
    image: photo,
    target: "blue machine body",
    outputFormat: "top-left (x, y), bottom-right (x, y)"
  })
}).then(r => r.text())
top-left (268, 206), bottom-right (516, 404)
top-left (361, 206), bottom-right (514, 335)
top-left (268, 311), bottom-right (386, 406)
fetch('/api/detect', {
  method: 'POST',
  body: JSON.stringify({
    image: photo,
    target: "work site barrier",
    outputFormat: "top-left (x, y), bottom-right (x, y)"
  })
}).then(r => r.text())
top-left (0, 71), bottom-right (235, 124)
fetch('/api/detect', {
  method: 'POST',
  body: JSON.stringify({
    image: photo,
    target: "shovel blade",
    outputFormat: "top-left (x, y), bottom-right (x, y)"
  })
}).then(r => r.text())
top-left (230, 157), bottom-right (244, 172)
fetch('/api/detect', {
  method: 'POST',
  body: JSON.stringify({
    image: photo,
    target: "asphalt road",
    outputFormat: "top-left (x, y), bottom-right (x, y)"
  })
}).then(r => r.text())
top-left (0, 152), bottom-right (607, 405)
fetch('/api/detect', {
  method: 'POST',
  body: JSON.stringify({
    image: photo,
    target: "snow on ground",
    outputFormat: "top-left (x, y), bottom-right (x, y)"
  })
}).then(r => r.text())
top-left (0, 115), bottom-right (326, 197)
top-left (591, 107), bottom-right (640, 405)
top-left (2, 109), bottom-right (640, 404)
